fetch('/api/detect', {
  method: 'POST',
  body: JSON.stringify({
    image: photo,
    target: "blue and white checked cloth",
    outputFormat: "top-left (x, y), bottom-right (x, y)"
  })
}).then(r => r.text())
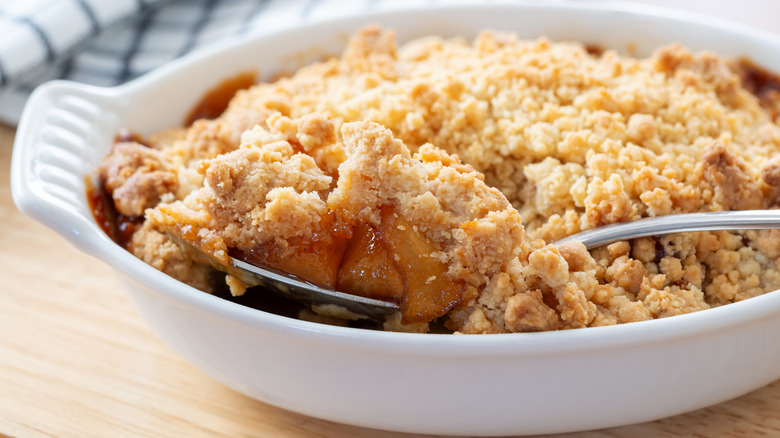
top-left (0, 0), bottom-right (431, 125)
top-left (0, 0), bottom-right (777, 126)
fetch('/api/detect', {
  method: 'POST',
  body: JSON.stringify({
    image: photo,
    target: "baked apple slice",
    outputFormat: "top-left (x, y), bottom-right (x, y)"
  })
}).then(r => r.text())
top-left (338, 210), bottom-right (464, 323)
top-left (232, 216), bottom-right (349, 289)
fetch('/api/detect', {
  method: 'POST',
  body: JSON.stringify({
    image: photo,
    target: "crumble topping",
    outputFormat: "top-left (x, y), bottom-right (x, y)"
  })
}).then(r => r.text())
top-left (97, 26), bottom-right (780, 333)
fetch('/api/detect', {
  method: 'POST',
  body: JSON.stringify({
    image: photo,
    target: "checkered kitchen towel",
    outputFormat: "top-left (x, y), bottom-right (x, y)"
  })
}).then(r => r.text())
top-left (0, 0), bottom-right (436, 126)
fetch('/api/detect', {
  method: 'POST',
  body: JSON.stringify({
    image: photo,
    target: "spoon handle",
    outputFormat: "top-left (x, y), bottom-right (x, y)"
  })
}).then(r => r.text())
top-left (554, 210), bottom-right (780, 250)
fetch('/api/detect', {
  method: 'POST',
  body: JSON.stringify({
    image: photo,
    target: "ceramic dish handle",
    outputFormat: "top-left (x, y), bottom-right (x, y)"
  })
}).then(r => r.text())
top-left (11, 80), bottom-right (123, 254)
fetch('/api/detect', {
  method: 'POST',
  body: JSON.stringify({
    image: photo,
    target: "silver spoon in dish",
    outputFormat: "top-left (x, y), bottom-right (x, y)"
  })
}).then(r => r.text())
top-left (229, 256), bottom-right (401, 320)
top-left (180, 210), bottom-right (780, 320)
top-left (165, 233), bottom-right (401, 320)
top-left (552, 209), bottom-right (780, 249)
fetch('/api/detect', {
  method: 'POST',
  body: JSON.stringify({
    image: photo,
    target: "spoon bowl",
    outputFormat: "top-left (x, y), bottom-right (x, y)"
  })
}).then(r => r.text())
top-left (166, 232), bottom-right (400, 321)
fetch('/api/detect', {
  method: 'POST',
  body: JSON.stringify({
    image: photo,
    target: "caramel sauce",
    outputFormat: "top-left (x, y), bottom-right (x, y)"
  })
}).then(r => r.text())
top-left (85, 177), bottom-right (143, 249)
top-left (184, 70), bottom-right (257, 126)
top-left (738, 59), bottom-right (780, 121)
top-left (584, 43), bottom-right (604, 57)
top-left (86, 177), bottom-right (113, 239)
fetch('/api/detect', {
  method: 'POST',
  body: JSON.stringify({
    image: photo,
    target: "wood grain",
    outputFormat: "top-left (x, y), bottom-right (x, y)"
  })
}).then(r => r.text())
top-left (1, 122), bottom-right (779, 438)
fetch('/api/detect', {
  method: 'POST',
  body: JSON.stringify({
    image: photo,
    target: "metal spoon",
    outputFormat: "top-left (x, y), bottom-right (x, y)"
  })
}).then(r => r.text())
top-left (553, 210), bottom-right (780, 250)
top-left (166, 233), bottom-right (400, 320)
top-left (175, 210), bottom-right (780, 320)
top-left (229, 257), bottom-right (400, 320)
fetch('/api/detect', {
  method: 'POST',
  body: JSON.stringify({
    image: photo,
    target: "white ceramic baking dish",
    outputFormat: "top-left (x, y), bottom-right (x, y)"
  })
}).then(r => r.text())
top-left (11, 1), bottom-right (780, 435)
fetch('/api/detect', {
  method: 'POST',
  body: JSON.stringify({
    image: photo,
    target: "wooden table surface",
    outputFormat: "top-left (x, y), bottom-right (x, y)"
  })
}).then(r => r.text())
top-left (1, 121), bottom-right (779, 438)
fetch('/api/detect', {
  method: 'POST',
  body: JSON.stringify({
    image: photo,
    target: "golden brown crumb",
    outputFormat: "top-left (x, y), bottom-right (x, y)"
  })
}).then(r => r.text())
top-left (145, 118), bottom-right (336, 266)
top-left (129, 221), bottom-right (215, 291)
top-left (557, 241), bottom-right (594, 272)
top-left (504, 291), bottom-right (559, 332)
top-left (99, 142), bottom-right (178, 216)
top-left (701, 141), bottom-right (765, 211)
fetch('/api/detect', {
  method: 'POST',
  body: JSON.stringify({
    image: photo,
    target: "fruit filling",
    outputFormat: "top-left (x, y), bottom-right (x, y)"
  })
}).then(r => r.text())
top-left (338, 210), bottom-right (464, 323)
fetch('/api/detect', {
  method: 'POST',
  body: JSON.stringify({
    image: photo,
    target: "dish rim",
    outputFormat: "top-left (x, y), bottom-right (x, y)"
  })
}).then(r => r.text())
top-left (13, 0), bottom-right (780, 355)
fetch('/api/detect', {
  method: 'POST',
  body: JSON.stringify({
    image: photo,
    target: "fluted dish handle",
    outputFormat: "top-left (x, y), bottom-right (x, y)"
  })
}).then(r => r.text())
top-left (11, 80), bottom-right (123, 254)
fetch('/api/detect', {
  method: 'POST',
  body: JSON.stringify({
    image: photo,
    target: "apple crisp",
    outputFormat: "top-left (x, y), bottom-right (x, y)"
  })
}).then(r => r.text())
top-left (95, 26), bottom-right (780, 333)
